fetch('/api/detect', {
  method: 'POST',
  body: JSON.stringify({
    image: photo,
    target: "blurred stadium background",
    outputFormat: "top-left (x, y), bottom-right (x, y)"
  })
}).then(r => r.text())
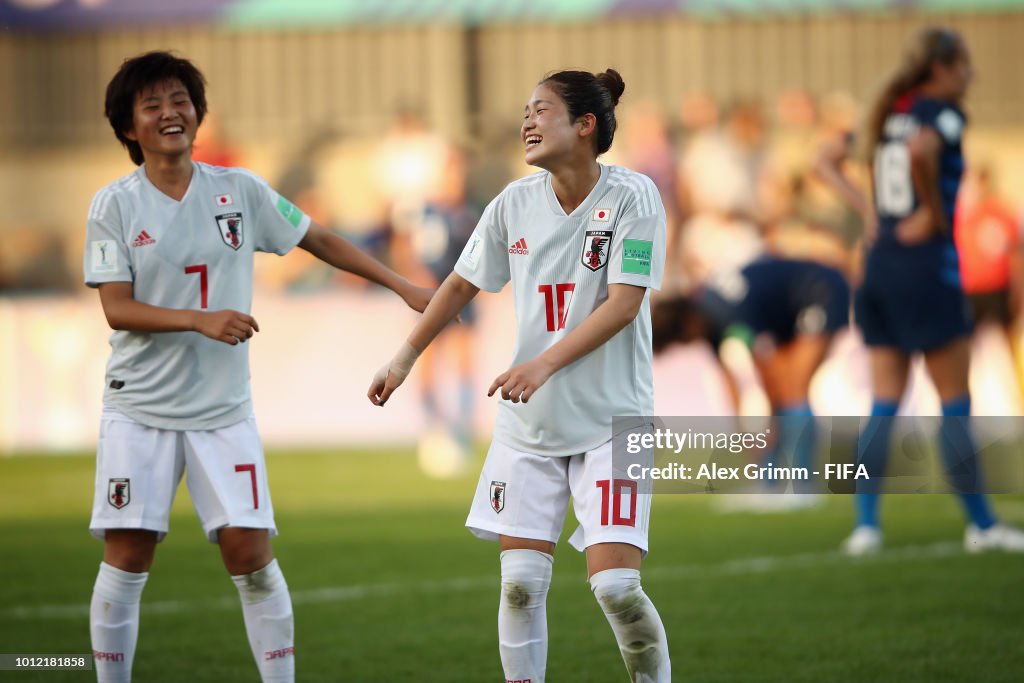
top-left (1, 1), bottom-right (1023, 681)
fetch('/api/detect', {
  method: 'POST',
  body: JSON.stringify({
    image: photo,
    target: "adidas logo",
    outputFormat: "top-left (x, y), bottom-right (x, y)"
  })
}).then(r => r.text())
top-left (508, 238), bottom-right (529, 255)
top-left (132, 230), bottom-right (156, 247)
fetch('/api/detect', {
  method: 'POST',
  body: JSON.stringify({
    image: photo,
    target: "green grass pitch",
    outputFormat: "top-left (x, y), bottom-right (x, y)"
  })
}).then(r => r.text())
top-left (1, 448), bottom-right (1022, 682)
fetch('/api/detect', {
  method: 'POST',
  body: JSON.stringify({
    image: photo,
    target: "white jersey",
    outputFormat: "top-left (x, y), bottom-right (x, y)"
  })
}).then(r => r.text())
top-left (83, 162), bottom-right (310, 430)
top-left (454, 164), bottom-right (665, 456)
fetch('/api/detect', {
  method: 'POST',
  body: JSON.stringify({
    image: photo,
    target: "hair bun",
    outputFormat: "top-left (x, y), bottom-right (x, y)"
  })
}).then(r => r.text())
top-left (598, 69), bottom-right (625, 106)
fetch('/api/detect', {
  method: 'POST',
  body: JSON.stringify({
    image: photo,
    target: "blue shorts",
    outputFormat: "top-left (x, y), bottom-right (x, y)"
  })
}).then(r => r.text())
top-left (855, 242), bottom-right (973, 354)
top-left (703, 259), bottom-right (850, 347)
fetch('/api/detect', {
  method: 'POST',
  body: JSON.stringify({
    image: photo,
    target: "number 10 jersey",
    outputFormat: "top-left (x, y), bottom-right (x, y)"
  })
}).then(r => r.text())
top-left (454, 164), bottom-right (666, 456)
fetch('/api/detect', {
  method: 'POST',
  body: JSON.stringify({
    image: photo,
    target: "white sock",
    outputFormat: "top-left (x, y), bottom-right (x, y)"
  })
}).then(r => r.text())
top-left (590, 568), bottom-right (671, 683)
top-left (231, 559), bottom-right (295, 683)
top-left (498, 549), bottom-right (553, 683)
top-left (90, 562), bottom-right (148, 683)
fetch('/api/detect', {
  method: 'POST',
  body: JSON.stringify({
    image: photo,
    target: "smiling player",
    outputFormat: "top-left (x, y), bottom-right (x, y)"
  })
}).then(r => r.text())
top-left (369, 68), bottom-right (670, 682)
top-left (84, 51), bottom-right (432, 683)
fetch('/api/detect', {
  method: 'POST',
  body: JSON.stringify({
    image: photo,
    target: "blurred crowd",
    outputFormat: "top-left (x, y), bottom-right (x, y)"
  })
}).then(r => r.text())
top-left (1, 88), bottom-right (1021, 314)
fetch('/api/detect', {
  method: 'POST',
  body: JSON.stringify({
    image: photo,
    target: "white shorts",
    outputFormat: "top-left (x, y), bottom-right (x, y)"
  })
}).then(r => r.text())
top-left (90, 408), bottom-right (276, 543)
top-left (466, 434), bottom-right (653, 555)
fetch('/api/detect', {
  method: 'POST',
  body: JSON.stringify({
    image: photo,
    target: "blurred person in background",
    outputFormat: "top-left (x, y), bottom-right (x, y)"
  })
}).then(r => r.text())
top-left (378, 109), bottom-right (480, 474)
top-left (376, 106), bottom-right (451, 238)
top-left (671, 93), bottom-right (851, 494)
top-left (954, 164), bottom-right (1024, 408)
top-left (618, 99), bottom-right (687, 298)
top-left (770, 89), bottom-right (819, 183)
top-left (370, 68), bottom-right (671, 683)
top-left (674, 90), bottom-right (720, 221)
top-left (773, 90), bottom-right (867, 278)
top-left (84, 51), bottom-right (432, 683)
top-left (264, 125), bottom-right (364, 292)
top-left (390, 144), bottom-right (482, 475)
top-left (651, 257), bottom-right (850, 507)
top-left (665, 90), bottom-right (720, 290)
top-left (814, 91), bottom-right (877, 283)
top-left (618, 100), bottom-right (683, 233)
top-left (759, 88), bottom-right (818, 240)
top-left (819, 27), bottom-right (1024, 555)
top-left (675, 99), bottom-right (778, 289)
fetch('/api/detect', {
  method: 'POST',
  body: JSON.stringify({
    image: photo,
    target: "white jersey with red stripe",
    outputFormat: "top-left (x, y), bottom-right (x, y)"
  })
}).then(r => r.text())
top-left (83, 162), bottom-right (311, 430)
top-left (454, 164), bottom-right (666, 456)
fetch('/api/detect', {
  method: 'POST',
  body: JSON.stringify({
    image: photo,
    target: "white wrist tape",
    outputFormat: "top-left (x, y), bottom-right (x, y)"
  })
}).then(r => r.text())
top-left (378, 342), bottom-right (417, 389)
top-left (389, 341), bottom-right (420, 383)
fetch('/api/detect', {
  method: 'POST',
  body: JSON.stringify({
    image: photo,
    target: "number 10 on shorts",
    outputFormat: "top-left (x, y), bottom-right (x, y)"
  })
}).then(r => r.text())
top-left (596, 479), bottom-right (637, 526)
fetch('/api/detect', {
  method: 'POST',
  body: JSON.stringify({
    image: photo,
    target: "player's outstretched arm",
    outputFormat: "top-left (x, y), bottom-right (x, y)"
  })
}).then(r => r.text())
top-left (489, 283), bottom-right (646, 404)
top-left (368, 272), bottom-right (480, 406)
top-left (98, 282), bottom-right (258, 346)
top-left (298, 222), bottom-right (433, 312)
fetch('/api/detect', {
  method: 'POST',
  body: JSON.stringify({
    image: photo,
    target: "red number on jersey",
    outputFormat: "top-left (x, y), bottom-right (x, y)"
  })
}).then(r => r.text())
top-left (184, 264), bottom-right (209, 309)
top-left (537, 283), bottom-right (576, 331)
top-left (596, 479), bottom-right (637, 527)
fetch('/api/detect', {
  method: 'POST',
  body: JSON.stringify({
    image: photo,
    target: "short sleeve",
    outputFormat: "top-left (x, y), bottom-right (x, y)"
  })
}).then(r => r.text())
top-left (912, 99), bottom-right (964, 145)
top-left (84, 190), bottom-right (132, 288)
top-left (242, 172), bottom-right (311, 255)
top-left (607, 175), bottom-right (666, 291)
top-left (453, 195), bottom-right (510, 293)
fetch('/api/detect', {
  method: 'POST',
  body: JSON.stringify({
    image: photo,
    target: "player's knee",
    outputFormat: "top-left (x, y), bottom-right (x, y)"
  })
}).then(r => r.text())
top-left (232, 558), bottom-right (288, 604)
top-left (500, 549), bottom-right (553, 609)
top-left (219, 528), bottom-right (273, 575)
top-left (103, 531), bottom-right (157, 573)
top-left (590, 568), bottom-right (644, 620)
top-left (105, 552), bottom-right (153, 574)
top-left (590, 568), bottom-right (663, 651)
top-left (223, 549), bottom-right (273, 576)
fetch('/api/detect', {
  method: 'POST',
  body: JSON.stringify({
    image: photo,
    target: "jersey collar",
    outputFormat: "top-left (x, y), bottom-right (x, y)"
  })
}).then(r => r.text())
top-left (136, 161), bottom-right (199, 206)
top-left (543, 163), bottom-right (609, 218)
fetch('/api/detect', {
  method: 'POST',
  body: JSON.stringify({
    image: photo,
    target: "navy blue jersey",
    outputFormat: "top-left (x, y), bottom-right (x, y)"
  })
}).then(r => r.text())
top-left (874, 94), bottom-right (966, 247)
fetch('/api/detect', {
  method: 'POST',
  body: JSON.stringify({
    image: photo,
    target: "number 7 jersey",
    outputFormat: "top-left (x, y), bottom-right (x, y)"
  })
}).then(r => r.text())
top-left (454, 164), bottom-right (666, 456)
top-left (83, 162), bottom-right (310, 430)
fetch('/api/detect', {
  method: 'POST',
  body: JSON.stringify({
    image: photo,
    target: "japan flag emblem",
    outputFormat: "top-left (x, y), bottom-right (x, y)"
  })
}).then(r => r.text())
top-left (215, 193), bottom-right (233, 206)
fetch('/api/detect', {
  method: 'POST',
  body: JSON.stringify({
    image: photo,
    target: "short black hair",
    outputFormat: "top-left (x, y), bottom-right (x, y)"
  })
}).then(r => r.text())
top-left (541, 69), bottom-right (625, 155)
top-left (104, 51), bottom-right (207, 165)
